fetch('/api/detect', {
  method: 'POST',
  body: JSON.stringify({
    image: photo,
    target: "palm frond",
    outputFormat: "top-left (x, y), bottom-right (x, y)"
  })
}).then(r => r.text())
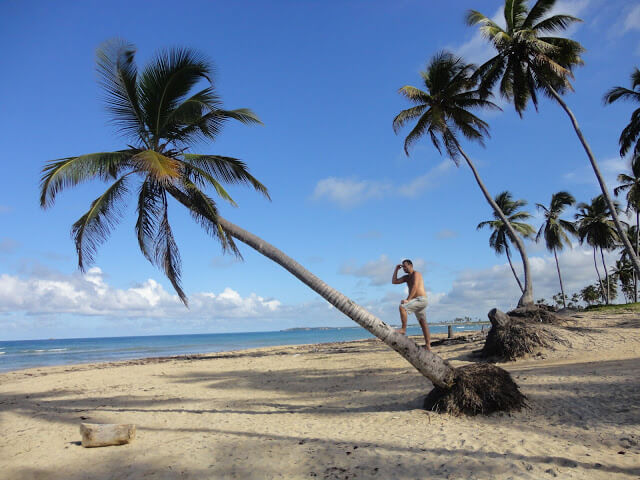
top-left (523, 0), bottom-right (557, 28)
top-left (71, 175), bottom-right (131, 270)
top-left (131, 150), bottom-right (182, 184)
top-left (402, 114), bottom-right (430, 155)
top-left (138, 47), bottom-right (213, 143)
top-left (392, 105), bottom-right (428, 133)
top-left (397, 86), bottom-right (431, 104)
top-left (532, 15), bottom-right (582, 34)
top-left (96, 39), bottom-right (145, 142)
top-left (181, 162), bottom-right (238, 206)
top-left (40, 151), bottom-right (134, 208)
top-left (154, 195), bottom-right (187, 306)
top-left (182, 154), bottom-right (270, 199)
top-left (619, 109), bottom-right (640, 157)
top-left (135, 178), bottom-right (165, 262)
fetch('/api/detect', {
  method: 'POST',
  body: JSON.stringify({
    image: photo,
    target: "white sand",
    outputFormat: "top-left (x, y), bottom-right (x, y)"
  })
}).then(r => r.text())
top-left (1, 311), bottom-right (639, 479)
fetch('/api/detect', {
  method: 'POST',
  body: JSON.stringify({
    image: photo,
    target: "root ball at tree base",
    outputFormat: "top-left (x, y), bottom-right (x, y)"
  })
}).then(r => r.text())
top-left (423, 363), bottom-right (527, 415)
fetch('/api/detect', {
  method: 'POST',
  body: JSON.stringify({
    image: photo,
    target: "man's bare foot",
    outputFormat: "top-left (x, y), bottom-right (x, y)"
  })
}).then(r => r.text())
top-left (395, 329), bottom-right (406, 335)
top-left (422, 345), bottom-right (432, 352)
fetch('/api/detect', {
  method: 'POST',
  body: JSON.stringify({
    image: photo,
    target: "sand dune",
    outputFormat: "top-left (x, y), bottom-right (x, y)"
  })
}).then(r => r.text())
top-left (1, 312), bottom-right (639, 479)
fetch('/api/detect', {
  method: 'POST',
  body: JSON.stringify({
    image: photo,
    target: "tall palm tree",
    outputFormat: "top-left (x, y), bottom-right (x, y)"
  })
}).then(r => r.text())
top-left (393, 51), bottom-right (535, 307)
top-left (575, 196), bottom-right (622, 304)
top-left (535, 191), bottom-right (577, 308)
top-left (603, 67), bottom-right (640, 157)
top-left (477, 191), bottom-right (535, 293)
top-left (613, 154), bottom-right (640, 302)
top-left (466, 0), bottom-right (640, 282)
top-left (40, 40), bottom-right (457, 390)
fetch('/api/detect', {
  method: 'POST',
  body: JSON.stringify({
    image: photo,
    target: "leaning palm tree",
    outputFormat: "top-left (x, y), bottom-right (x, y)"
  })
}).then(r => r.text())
top-left (575, 196), bottom-right (622, 304)
top-left (393, 51), bottom-right (535, 307)
top-left (477, 191), bottom-right (535, 293)
top-left (613, 154), bottom-right (640, 302)
top-left (536, 191), bottom-right (577, 308)
top-left (603, 67), bottom-right (640, 157)
top-left (466, 0), bottom-right (640, 281)
top-left (40, 40), bottom-right (523, 413)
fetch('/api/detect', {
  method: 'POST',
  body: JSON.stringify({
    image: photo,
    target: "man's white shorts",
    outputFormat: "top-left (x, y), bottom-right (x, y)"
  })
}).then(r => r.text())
top-left (401, 296), bottom-right (428, 317)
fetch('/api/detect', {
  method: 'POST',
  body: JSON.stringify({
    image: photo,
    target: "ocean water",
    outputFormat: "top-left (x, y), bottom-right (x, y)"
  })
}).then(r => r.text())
top-left (0, 324), bottom-right (484, 373)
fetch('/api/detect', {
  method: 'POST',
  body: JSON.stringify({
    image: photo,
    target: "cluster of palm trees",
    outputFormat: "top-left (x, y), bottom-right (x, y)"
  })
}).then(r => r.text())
top-left (39, 0), bottom-right (640, 396)
top-left (478, 182), bottom-right (640, 308)
top-left (394, 0), bottom-right (640, 311)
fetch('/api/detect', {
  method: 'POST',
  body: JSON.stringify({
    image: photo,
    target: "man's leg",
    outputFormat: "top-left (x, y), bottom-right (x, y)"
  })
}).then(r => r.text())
top-left (416, 311), bottom-right (431, 351)
top-left (397, 304), bottom-right (408, 334)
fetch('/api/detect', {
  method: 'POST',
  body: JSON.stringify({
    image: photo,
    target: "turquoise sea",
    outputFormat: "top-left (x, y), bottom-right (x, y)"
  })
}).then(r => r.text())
top-left (0, 323), bottom-right (484, 373)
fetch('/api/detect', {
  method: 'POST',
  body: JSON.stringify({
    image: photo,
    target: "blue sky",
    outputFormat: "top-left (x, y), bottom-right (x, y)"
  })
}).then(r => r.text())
top-left (1, 0), bottom-right (640, 340)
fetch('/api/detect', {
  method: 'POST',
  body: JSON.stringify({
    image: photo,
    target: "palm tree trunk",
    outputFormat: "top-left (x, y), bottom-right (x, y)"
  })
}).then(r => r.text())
top-left (594, 247), bottom-right (606, 304)
top-left (505, 245), bottom-right (525, 293)
top-left (548, 86), bottom-right (640, 281)
top-left (633, 210), bottom-right (640, 303)
top-left (166, 185), bottom-right (455, 388)
top-left (553, 247), bottom-right (566, 308)
top-left (218, 217), bottom-right (456, 387)
top-left (601, 247), bottom-right (610, 305)
top-left (455, 144), bottom-right (533, 306)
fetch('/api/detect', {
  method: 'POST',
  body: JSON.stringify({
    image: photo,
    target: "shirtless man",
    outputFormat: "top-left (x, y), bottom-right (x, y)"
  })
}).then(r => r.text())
top-left (392, 259), bottom-right (431, 350)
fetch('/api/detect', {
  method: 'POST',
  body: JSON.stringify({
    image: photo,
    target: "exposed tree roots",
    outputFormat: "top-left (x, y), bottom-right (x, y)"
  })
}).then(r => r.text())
top-left (481, 318), bottom-right (565, 361)
top-left (479, 308), bottom-right (568, 361)
top-left (507, 305), bottom-right (561, 324)
top-left (423, 363), bottom-right (527, 415)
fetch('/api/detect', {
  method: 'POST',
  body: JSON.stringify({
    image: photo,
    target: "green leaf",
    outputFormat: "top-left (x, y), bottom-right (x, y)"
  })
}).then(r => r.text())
top-left (72, 175), bottom-right (131, 270)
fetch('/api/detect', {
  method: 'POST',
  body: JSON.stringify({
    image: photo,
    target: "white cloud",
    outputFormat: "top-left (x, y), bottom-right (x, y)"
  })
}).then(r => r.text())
top-left (340, 255), bottom-right (426, 286)
top-left (0, 238), bottom-right (19, 254)
top-left (357, 230), bottom-right (383, 240)
top-left (311, 177), bottom-right (390, 208)
top-left (423, 246), bottom-right (622, 321)
top-left (397, 161), bottom-right (453, 197)
top-left (563, 156), bottom-right (628, 195)
top-left (624, 4), bottom-right (640, 32)
top-left (436, 229), bottom-right (458, 240)
top-left (0, 205), bottom-right (10, 214)
top-left (342, 245), bottom-right (625, 325)
top-left (551, 0), bottom-right (591, 18)
top-left (0, 267), bottom-right (282, 319)
top-left (312, 161), bottom-right (452, 208)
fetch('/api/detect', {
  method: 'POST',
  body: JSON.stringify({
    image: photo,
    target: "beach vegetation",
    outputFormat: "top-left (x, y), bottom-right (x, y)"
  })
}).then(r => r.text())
top-left (604, 67), bottom-right (640, 158)
top-left (477, 191), bottom-right (535, 294)
top-left (575, 195), bottom-right (623, 304)
top-left (466, 0), bottom-right (640, 282)
top-left (535, 191), bottom-right (577, 308)
top-left (37, 39), bottom-right (527, 415)
top-left (393, 51), bottom-right (536, 308)
top-left (613, 155), bottom-right (640, 302)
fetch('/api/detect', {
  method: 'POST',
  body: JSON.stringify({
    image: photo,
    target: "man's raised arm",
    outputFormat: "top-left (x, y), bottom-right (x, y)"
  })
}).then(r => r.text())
top-left (392, 264), bottom-right (406, 284)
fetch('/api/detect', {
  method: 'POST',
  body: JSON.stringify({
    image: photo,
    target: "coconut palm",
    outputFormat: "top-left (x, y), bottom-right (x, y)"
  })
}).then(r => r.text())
top-left (603, 67), bottom-right (640, 157)
top-left (39, 40), bottom-right (473, 401)
top-left (575, 196), bottom-right (622, 304)
top-left (477, 191), bottom-right (535, 293)
top-left (466, 0), bottom-right (640, 281)
top-left (611, 259), bottom-right (634, 303)
top-left (393, 51), bottom-right (535, 307)
top-left (613, 155), bottom-right (640, 301)
top-left (536, 191), bottom-right (577, 308)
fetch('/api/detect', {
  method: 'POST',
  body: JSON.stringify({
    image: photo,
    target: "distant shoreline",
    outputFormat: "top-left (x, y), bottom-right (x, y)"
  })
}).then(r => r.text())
top-left (281, 321), bottom-right (490, 332)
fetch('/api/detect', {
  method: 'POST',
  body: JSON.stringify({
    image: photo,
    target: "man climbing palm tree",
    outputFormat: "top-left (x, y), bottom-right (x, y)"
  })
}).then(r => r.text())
top-left (392, 260), bottom-right (430, 351)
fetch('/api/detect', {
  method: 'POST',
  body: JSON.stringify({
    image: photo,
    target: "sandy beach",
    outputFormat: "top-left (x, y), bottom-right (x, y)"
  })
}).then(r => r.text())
top-left (1, 311), bottom-right (639, 480)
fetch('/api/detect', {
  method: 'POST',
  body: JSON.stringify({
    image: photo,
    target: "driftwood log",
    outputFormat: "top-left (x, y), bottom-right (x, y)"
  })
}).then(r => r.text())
top-left (80, 423), bottom-right (136, 447)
